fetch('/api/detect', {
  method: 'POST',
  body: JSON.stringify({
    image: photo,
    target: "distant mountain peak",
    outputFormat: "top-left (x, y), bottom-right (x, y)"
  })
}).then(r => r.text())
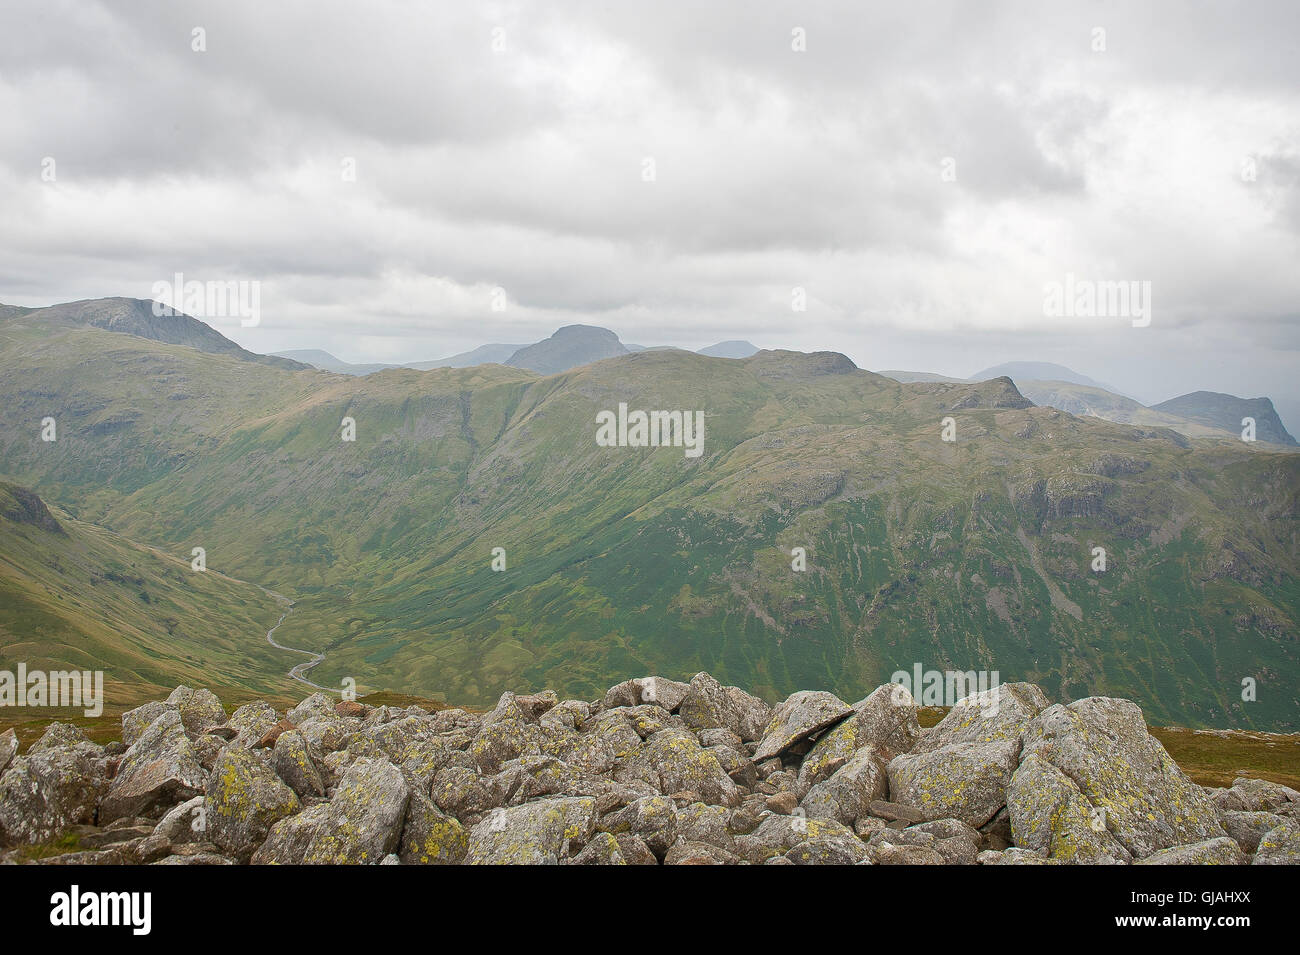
top-left (505, 325), bottom-right (629, 375)
top-left (1152, 391), bottom-right (1297, 446)
top-left (970, 361), bottom-right (1115, 393)
top-left (698, 340), bottom-right (759, 359)
top-left (13, 296), bottom-right (308, 371)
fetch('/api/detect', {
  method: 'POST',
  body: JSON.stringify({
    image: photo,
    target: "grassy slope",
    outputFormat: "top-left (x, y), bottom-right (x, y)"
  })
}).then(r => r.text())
top-left (1, 319), bottom-right (1297, 730)
top-left (0, 489), bottom-right (303, 730)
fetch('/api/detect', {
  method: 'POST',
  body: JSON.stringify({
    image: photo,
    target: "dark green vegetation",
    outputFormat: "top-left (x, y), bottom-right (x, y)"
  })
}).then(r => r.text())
top-left (1, 301), bottom-right (1297, 730)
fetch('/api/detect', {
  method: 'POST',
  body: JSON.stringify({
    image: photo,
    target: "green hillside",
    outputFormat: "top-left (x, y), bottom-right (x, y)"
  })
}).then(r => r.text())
top-left (1, 311), bottom-right (1297, 729)
top-left (0, 482), bottom-right (300, 723)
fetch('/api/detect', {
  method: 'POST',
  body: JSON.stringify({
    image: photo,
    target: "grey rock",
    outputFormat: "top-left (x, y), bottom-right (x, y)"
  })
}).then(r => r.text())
top-left (251, 804), bottom-right (329, 865)
top-left (465, 796), bottom-right (597, 864)
top-left (101, 709), bottom-right (206, 823)
top-left (165, 686), bottom-right (227, 736)
top-left (228, 701), bottom-right (280, 749)
top-left (1254, 819), bottom-right (1300, 865)
top-left (1137, 837), bottom-right (1246, 865)
top-left (618, 728), bottom-right (739, 807)
top-left (800, 748), bottom-right (887, 825)
top-left (205, 747), bottom-right (301, 862)
top-left (1011, 698), bottom-right (1224, 861)
top-left (136, 795), bottom-right (206, 862)
top-left (399, 789), bottom-right (468, 865)
top-left (271, 730), bottom-right (325, 798)
top-left (888, 738), bottom-right (1019, 828)
top-left (678, 672), bottom-right (771, 742)
top-left (1220, 810), bottom-right (1285, 854)
top-left (799, 682), bottom-right (921, 789)
top-left (0, 728), bottom-right (17, 775)
top-left (287, 693), bottom-right (336, 726)
top-left (302, 758), bottom-right (410, 864)
top-left (0, 748), bottom-right (106, 845)
top-left (121, 702), bottom-right (172, 747)
top-left (600, 795), bottom-right (678, 857)
top-left (753, 690), bottom-right (853, 762)
top-left (604, 677), bottom-right (691, 711)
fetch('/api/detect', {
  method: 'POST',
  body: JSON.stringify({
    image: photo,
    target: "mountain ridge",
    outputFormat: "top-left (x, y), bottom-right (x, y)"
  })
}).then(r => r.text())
top-left (1, 310), bottom-right (1297, 729)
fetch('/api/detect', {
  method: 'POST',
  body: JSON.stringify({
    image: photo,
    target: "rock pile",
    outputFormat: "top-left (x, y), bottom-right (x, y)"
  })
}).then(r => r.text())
top-left (1, 677), bottom-right (1296, 865)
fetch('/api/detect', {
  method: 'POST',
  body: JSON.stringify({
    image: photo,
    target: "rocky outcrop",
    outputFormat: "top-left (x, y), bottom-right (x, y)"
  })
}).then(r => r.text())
top-left (1009, 698), bottom-right (1224, 862)
top-left (0, 676), bottom-right (1282, 865)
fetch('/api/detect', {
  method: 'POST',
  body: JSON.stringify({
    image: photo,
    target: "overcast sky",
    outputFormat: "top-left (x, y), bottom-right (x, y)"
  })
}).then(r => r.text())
top-left (2, 1), bottom-right (1298, 423)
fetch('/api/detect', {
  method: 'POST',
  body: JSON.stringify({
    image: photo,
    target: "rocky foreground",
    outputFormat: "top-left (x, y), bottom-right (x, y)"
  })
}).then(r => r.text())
top-left (0, 676), bottom-right (1297, 865)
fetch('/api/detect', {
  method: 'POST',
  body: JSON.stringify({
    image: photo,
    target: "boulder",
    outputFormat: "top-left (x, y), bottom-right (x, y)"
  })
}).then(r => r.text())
top-left (121, 702), bottom-right (172, 747)
top-left (251, 804), bottom-right (329, 865)
top-left (0, 747), bottom-right (107, 845)
top-left (469, 692), bottom-right (542, 775)
top-left (888, 738), bottom-right (1019, 829)
top-left (165, 686), bottom-right (227, 736)
top-left (733, 813), bottom-right (858, 864)
top-left (101, 709), bottom-right (207, 822)
top-left (1136, 837), bottom-right (1246, 865)
top-left (798, 682), bottom-right (920, 789)
top-left (0, 728), bottom-right (17, 775)
top-left (1210, 777), bottom-right (1300, 814)
top-left (29, 722), bottom-right (94, 753)
top-left (1254, 819), bottom-right (1300, 865)
top-left (604, 677), bottom-right (691, 711)
top-left (799, 748), bottom-right (887, 825)
top-left (1219, 810), bottom-right (1284, 854)
top-left (678, 672), bottom-right (771, 742)
top-left (399, 789), bottom-right (468, 865)
top-left (1010, 698), bottom-right (1224, 861)
top-left (753, 691), bottom-right (853, 762)
top-left (228, 701), bottom-right (280, 748)
top-left (600, 795), bottom-right (678, 857)
top-left (465, 796), bottom-right (597, 864)
top-left (135, 795), bottom-right (207, 863)
top-left (205, 747), bottom-right (301, 862)
top-left (287, 693), bottom-right (336, 726)
top-left (618, 728), bottom-right (740, 807)
top-left (271, 729), bottom-right (326, 798)
top-left (302, 758), bottom-right (410, 864)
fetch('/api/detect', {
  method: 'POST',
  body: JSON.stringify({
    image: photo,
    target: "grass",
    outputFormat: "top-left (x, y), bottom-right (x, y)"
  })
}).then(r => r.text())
top-left (2, 319), bottom-right (1298, 728)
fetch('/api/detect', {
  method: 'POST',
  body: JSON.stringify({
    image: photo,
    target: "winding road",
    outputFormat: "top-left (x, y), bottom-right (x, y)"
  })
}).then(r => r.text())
top-left (260, 591), bottom-right (340, 694)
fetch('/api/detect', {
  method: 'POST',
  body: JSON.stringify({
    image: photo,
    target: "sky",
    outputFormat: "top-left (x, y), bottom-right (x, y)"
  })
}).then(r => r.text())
top-left (1, 1), bottom-right (1298, 424)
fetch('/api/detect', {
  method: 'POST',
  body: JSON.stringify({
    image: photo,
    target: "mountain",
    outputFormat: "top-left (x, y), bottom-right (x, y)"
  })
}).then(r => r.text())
top-left (413, 343), bottom-right (525, 370)
top-left (0, 482), bottom-right (297, 713)
top-left (698, 340), bottom-right (760, 359)
top-left (3, 297), bottom-right (307, 371)
top-left (504, 324), bottom-right (628, 374)
top-left (878, 370), bottom-right (968, 384)
top-left (2, 311), bottom-right (1298, 730)
top-left (1152, 392), bottom-right (1298, 447)
top-left (971, 361), bottom-right (1118, 393)
top-left (887, 365), bottom-right (1296, 446)
top-left (270, 349), bottom-right (396, 376)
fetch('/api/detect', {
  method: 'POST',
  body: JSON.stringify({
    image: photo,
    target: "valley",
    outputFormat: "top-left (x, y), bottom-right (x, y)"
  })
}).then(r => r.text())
top-left (1, 300), bottom-right (1298, 732)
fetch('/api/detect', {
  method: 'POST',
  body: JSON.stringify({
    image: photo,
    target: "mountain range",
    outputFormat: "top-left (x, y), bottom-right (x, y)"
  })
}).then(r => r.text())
top-left (1, 298), bottom-right (1297, 730)
top-left (881, 366), bottom-right (1297, 447)
top-left (272, 327), bottom-right (761, 376)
